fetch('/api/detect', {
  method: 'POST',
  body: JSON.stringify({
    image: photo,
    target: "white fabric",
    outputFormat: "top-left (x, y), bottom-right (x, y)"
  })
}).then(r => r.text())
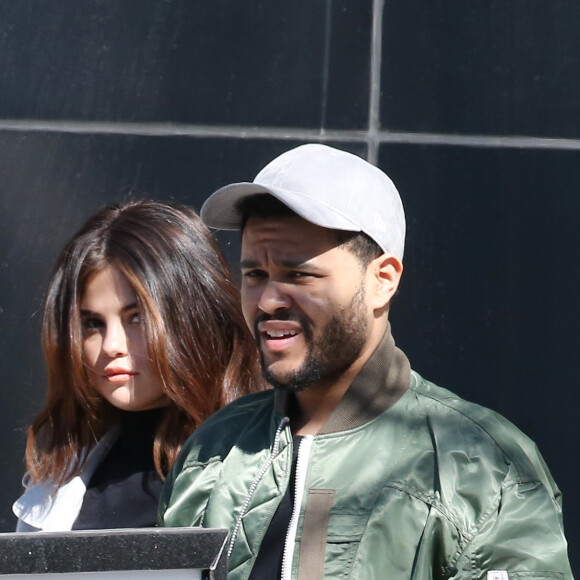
top-left (12, 429), bottom-right (119, 532)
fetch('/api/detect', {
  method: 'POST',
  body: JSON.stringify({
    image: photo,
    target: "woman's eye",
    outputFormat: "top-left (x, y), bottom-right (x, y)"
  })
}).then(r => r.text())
top-left (129, 312), bottom-right (142, 324)
top-left (82, 317), bottom-right (103, 330)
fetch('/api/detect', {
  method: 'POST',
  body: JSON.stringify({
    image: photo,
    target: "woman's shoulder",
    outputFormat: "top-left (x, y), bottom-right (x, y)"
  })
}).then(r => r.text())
top-left (13, 471), bottom-right (85, 532)
top-left (13, 429), bottom-right (120, 532)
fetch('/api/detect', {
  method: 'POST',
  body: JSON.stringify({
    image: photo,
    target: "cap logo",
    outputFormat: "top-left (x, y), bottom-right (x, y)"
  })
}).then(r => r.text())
top-left (372, 211), bottom-right (387, 233)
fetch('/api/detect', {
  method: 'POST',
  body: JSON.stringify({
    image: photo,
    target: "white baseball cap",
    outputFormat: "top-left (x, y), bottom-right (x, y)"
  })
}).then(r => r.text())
top-left (200, 143), bottom-right (406, 259)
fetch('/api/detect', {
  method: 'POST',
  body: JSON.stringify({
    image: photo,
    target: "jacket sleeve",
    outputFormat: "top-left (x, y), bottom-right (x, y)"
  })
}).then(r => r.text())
top-left (158, 451), bottom-right (224, 528)
top-left (453, 464), bottom-right (573, 579)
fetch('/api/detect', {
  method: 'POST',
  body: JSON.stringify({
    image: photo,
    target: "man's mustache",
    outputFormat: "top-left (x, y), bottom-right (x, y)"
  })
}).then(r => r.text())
top-left (254, 311), bottom-right (301, 325)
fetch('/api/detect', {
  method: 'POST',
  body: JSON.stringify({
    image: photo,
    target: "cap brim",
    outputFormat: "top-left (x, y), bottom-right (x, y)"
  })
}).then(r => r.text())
top-left (200, 182), bottom-right (361, 232)
top-left (200, 183), bottom-right (273, 229)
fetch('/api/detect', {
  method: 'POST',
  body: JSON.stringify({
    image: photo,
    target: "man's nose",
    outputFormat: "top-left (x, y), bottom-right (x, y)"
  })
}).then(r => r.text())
top-left (102, 322), bottom-right (129, 358)
top-left (257, 281), bottom-right (292, 314)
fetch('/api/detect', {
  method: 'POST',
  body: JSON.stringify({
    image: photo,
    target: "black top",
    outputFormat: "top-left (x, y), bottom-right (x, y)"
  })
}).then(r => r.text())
top-left (248, 435), bottom-right (303, 580)
top-left (73, 408), bottom-right (164, 530)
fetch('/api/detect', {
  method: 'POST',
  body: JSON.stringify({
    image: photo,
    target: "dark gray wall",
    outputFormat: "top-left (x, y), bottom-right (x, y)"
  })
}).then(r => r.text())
top-left (0, 0), bottom-right (577, 571)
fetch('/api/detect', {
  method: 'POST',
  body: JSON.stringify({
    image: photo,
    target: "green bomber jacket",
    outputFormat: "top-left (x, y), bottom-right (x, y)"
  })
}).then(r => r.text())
top-left (159, 331), bottom-right (573, 579)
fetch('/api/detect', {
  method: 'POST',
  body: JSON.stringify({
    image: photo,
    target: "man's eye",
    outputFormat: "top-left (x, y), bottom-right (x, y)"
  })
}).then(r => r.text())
top-left (243, 270), bottom-right (267, 279)
top-left (289, 271), bottom-right (313, 279)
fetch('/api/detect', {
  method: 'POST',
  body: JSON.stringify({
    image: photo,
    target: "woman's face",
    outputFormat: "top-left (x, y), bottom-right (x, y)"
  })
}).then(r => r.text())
top-left (80, 265), bottom-right (168, 412)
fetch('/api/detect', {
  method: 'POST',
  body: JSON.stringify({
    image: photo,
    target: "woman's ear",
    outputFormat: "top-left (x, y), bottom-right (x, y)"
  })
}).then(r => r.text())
top-left (367, 253), bottom-right (403, 310)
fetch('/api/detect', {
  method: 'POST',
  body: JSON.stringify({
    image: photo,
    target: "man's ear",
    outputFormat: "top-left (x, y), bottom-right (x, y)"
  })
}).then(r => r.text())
top-left (367, 253), bottom-right (403, 310)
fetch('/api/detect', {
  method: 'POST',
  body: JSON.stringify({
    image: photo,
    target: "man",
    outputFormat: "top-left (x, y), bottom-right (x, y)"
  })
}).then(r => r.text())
top-left (159, 144), bottom-right (572, 579)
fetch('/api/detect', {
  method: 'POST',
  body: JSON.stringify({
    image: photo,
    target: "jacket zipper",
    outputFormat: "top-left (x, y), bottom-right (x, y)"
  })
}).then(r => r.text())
top-left (227, 417), bottom-right (289, 560)
top-left (280, 434), bottom-right (314, 580)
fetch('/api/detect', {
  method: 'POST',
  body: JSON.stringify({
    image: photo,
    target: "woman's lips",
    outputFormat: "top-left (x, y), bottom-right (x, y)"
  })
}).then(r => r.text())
top-left (104, 369), bottom-right (137, 383)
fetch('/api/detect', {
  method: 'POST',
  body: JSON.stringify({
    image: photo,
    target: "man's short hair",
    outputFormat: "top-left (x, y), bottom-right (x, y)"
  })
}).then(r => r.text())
top-left (238, 194), bottom-right (382, 267)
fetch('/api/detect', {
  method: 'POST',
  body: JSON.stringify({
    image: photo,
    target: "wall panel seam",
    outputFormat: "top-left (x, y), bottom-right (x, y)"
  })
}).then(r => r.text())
top-left (0, 121), bottom-right (579, 151)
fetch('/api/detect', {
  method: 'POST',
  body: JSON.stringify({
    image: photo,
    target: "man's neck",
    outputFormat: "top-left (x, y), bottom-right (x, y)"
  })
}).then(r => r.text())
top-left (273, 321), bottom-right (411, 437)
top-left (291, 375), bottom-right (353, 435)
top-left (290, 335), bottom-right (382, 436)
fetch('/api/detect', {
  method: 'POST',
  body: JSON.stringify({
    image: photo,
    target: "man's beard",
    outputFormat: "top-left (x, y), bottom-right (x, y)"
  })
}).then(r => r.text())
top-left (257, 287), bottom-right (368, 393)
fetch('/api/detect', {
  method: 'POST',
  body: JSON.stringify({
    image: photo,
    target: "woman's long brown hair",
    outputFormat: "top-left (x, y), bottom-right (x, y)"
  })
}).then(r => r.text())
top-left (25, 200), bottom-right (262, 485)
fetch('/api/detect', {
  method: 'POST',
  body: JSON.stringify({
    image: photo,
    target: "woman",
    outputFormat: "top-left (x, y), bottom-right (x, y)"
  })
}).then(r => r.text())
top-left (13, 199), bottom-right (262, 531)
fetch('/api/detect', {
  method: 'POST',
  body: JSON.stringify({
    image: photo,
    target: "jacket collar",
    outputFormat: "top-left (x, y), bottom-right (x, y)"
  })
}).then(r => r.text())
top-left (274, 322), bottom-right (411, 434)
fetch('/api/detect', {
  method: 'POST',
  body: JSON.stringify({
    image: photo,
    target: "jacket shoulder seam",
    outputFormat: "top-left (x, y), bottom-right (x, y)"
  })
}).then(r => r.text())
top-left (408, 373), bottom-right (538, 478)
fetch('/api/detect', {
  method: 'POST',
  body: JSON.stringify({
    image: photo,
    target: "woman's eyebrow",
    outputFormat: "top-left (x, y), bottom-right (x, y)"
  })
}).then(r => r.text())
top-left (80, 302), bottom-right (138, 316)
top-left (80, 309), bottom-right (98, 316)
